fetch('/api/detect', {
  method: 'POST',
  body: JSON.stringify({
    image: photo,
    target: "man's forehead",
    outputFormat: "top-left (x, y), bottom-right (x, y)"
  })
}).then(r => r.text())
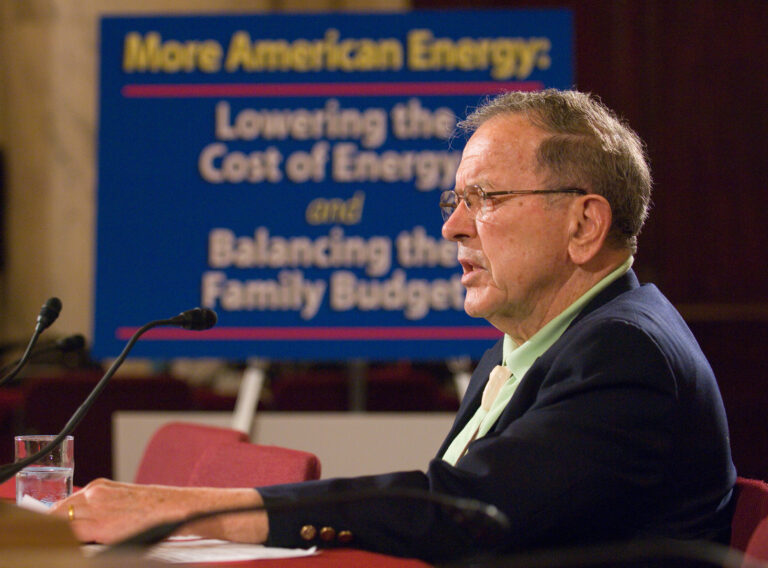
top-left (457, 114), bottom-right (546, 181)
top-left (474, 113), bottom-right (546, 146)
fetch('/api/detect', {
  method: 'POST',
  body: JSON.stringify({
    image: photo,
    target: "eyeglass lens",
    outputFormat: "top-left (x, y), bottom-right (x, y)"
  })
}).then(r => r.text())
top-left (440, 187), bottom-right (481, 222)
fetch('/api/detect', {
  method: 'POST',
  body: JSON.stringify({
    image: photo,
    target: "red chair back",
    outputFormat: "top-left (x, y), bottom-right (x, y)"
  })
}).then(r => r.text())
top-left (188, 441), bottom-right (321, 488)
top-left (134, 422), bottom-right (248, 486)
top-left (745, 517), bottom-right (768, 564)
top-left (731, 476), bottom-right (768, 562)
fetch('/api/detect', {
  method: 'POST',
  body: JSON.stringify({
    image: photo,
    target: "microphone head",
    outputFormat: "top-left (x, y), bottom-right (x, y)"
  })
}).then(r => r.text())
top-left (174, 308), bottom-right (218, 331)
top-left (55, 334), bottom-right (86, 352)
top-left (36, 297), bottom-right (62, 331)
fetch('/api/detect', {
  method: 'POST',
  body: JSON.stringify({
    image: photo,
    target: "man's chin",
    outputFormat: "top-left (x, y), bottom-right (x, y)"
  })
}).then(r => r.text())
top-left (463, 296), bottom-right (494, 320)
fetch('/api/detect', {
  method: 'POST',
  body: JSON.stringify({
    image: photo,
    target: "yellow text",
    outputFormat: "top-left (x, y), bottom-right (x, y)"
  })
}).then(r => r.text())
top-left (407, 29), bottom-right (551, 80)
top-left (224, 29), bottom-right (403, 72)
top-left (123, 31), bottom-right (223, 73)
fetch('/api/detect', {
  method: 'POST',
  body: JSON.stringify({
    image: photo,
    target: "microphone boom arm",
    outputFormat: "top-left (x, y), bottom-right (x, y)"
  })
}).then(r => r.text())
top-left (0, 297), bottom-right (63, 388)
top-left (0, 327), bottom-right (44, 388)
top-left (0, 310), bottom-right (214, 484)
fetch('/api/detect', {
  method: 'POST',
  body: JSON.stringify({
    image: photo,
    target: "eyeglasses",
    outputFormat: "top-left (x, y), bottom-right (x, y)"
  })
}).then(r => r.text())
top-left (439, 185), bottom-right (587, 222)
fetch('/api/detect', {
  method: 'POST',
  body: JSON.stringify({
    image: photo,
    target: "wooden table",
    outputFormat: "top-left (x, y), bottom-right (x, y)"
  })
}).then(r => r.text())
top-left (0, 479), bottom-right (431, 568)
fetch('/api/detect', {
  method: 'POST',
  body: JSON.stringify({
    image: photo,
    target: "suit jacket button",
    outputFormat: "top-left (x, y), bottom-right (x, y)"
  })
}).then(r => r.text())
top-left (319, 526), bottom-right (336, 541)
top-left (300, 525), bottom-right (317, 541)
top-left (338, 530), bottom-right (354, 544)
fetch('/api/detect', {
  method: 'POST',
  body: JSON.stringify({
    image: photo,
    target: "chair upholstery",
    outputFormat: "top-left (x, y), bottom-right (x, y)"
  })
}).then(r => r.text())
top-left (730, 476), bottom-right (768, 562)
top-left (745, 516), bottom-right (768, 564)
top-left (0, 388), bottom-right (24, 464)
top-left (188, 441), bottom-right (321, 488)
top-left (271, 363), bottom-right (459, 412)
top-left (134, 422), bottom-right (248, 486)
top-left (271, 368), bottom-right (349, 411)
top-left (0, 478), bottom-right (15, 500)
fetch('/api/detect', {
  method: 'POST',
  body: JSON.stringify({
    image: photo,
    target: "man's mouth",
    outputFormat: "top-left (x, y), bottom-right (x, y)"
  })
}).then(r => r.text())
top-left (458, 255), bottom-right (486, 282)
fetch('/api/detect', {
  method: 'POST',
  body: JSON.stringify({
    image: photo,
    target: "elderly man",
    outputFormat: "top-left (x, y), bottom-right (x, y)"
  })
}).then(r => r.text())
top-left (52, 89), bottom-right (736, 562)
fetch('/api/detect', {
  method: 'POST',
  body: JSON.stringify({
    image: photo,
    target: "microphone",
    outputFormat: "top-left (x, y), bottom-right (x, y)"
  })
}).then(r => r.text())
top-left (37, 297), bottom-right (62, 331)
top-left (0, 297), bottom-right (63, 388)
top-left (0, 307), bottom-right (218, 484)
top-left (169, 307), bottom-right (217, 331)
top-left (0, 334), bottom-right (86, 379)
top-left (106, 487), bottom-right (510, 553)
top-left (55, 333), bottom-right (87, 353)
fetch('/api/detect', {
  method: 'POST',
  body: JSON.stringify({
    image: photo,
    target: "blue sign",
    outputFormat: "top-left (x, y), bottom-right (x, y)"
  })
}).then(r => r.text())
top-left (94, 10), bottom-right (573, 360)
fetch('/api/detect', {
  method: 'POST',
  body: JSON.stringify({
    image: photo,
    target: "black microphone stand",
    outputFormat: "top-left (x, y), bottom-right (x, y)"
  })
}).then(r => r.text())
top-left (0, 298), bottom-right (62, 388)
top-left (0, 309), bottom-right (216, 484)
top-left (0, 334), bottom-right (86, 379)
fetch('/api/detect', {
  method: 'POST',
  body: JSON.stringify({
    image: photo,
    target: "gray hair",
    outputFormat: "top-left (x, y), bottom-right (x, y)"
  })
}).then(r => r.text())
top-left (458, 89), bottom-right (652, 253)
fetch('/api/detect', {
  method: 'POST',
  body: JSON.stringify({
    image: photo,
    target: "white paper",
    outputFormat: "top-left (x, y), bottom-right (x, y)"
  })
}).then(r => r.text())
top-left (84, 536), bottom-right (317, 563)
top-left (17, 494), bottom-right (52, 513)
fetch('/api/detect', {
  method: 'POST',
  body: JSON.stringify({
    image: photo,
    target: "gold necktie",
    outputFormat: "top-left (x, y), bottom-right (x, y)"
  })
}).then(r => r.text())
top-left (457, 365), bottom-right (512, 459)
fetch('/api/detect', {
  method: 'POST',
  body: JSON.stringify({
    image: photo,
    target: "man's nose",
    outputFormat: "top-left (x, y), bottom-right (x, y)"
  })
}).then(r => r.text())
top-left (442, 202), bottom-right (475, 242)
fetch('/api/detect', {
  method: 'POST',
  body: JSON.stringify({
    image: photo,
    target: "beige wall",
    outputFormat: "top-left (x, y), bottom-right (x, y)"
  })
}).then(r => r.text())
top-left (0, 0), bottom-right (407, 344)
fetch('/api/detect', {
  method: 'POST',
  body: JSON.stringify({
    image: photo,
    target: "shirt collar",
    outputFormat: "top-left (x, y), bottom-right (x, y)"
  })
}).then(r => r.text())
top-left (502, 256), bottom-right (634, 379)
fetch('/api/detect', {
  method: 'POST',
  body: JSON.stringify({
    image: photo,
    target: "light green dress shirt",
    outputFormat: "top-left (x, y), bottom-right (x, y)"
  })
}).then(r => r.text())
top-left (442, 256), bottom-right (634, 466)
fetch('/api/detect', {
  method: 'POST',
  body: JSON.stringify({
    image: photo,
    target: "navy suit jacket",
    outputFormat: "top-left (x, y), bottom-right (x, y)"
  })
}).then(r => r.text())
top-left (260, 271), bottom-right (736, 562)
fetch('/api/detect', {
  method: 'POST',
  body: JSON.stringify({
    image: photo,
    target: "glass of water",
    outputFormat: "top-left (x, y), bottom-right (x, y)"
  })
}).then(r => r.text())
top-left (14, 435), bottom-right (74, 507)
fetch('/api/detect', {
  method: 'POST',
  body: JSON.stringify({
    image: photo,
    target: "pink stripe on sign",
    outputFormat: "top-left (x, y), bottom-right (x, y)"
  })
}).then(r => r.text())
top-left (115, 326), bottom-right (502, 341)
top-left (121, 81), bottom-right (543, 98)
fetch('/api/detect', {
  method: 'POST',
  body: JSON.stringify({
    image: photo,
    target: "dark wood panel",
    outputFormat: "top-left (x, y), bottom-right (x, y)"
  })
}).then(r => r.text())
top-left (413, 0), bottom-right (768, 478)
top-left (691, 321), bottom-right (768, 479)
top-left (414, 0), bottom-right (768, 305)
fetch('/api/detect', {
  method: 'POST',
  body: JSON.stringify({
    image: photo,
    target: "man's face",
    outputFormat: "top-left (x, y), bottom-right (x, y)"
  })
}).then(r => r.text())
top-left (442, 114), bottom-right (574, 335)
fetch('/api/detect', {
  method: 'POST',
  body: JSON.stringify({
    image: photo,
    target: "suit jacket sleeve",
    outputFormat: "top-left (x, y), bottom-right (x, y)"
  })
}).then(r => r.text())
top-left (260, 317), bottom-right (734, 562)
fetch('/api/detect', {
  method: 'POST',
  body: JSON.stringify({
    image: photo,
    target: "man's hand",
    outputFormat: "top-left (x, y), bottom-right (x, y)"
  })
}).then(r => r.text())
top-left (49, 478), bottom-right (268, 544)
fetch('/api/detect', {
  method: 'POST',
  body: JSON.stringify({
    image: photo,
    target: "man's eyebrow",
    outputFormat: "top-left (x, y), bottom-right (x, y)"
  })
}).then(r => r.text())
top-left (459, 181), bottom-right (490, 190)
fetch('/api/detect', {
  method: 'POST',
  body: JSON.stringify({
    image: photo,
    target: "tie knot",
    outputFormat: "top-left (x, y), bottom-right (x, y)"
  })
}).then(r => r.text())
top-left (481, 365), bottom-right (513, 411)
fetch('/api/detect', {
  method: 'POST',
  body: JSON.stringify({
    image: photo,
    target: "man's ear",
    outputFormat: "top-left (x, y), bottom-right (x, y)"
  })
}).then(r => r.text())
top-left (567, 194), bottom-right (613, 265)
